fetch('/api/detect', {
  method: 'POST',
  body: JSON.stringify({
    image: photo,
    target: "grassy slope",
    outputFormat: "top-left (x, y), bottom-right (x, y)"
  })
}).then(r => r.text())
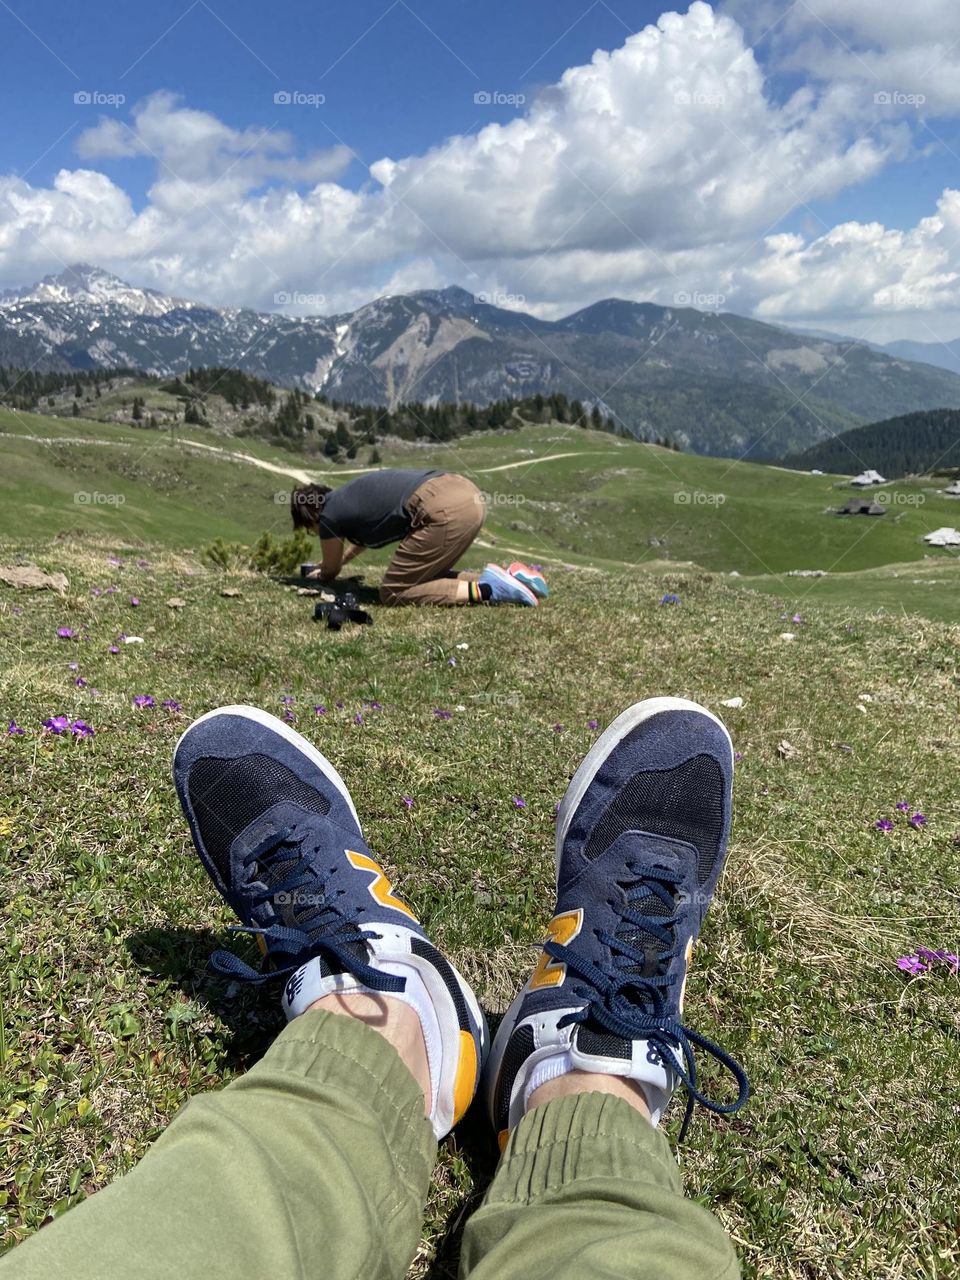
top-left (0, 541), bottom-right (957, 1279)
top-left (3, 410), bottom-right (960, 623)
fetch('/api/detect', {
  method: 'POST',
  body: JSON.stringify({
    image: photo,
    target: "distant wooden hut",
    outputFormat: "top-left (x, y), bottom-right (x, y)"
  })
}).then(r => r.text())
top-left (838, 499), bottom-right (886, 516)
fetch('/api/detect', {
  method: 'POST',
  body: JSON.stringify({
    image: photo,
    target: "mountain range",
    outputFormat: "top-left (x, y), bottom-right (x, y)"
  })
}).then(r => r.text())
top-left (4, 263), bottom-right (960, 460)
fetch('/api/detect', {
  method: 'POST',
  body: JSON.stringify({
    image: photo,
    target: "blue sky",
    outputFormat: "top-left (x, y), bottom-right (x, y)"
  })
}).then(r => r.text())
top-left (4, 0), bottom-right (960, 340)
top-left (2, 0), bottom-right (651, 195)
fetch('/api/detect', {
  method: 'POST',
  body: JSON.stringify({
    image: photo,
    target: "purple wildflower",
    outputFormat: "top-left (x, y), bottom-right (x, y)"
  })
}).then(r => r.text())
top-left (402, 797), bottom-right (414, 809)
top-left (448, 656), bottom-right (457, 666)
top-left (910, 813), bottom-right (927, 828)
top-left (282, 709), bottom-right (295, 723)
top-left (335, 701), bottom-right (345, 709)
top-left (433, 708), bottom-right (452, 720)
top-left (108, 557), bottom-right (123, 567)
top-left (74, 677), bottom-right (87, 688)
top-left (137, 559), bottom-right (151, 569)
top-left (895, 801), bottom-right (910, 812)
top-left (132, 695), bottom-right (155, 709)
top-left (659, 593), bottom-right (681, 605)
top-left (108, 645), bottom-right (120, 654)
top-left (105, 585), bottom-right (118, 595)
top-left (354, 713), bottom-right (363, 725)
top-left (875, 818), bottom-right (894, 832)
top-left (366, 700), bottom-right (383, 711)
top-left (314, 705), bottom-right (327, 716)
top-left (512, 796), bottom-right (526, 809)
top-left (587, 718), bottom-right (599, 730)
top-left (7, 720), bottom-right (25, 736)
top-left (552, 723), bottom-right (563, 733)
top-left (67, 662), bottom-right (79, 671)
top-left (280, 695), bottom-right (295, 706)
top-left (900, 949), bottom-right (960, 975)
top-left (130, 597), bottom-right (140, 607)
top-left (70, 720), bottom-right (94, 739)
top-left (161, 699), bottom-right (181, 712)
top-left (734, 751), bottom-right (743, 763)
top-left (42, 715), bottom-right (70, 734)
top-left (56, 627), bottom-right (75, 639)
top-left (792, 613), bottom-right (803, 624)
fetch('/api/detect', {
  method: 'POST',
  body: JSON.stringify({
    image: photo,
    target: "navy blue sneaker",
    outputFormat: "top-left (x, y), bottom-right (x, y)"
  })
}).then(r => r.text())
top-left (173, 705), bottom-right (487, 1137)
top-left (485, 697), bottom-right (749, 1144)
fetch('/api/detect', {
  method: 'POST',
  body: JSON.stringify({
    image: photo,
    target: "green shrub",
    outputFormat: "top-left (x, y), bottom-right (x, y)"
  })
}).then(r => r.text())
top-left (202, 537), bottom-right (252, 571)
top-left (250, 528), bottom-right (313, 575)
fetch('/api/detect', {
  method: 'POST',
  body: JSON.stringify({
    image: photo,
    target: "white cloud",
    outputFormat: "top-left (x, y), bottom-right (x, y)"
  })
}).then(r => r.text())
top-left (726, 0), bottom-right (960, 115)
top-left (0, 4), bottom-right (959, 339)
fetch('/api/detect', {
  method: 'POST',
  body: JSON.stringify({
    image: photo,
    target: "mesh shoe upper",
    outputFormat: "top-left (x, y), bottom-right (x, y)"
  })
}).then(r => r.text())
top-left (173, 706), bottom-right (421, 984)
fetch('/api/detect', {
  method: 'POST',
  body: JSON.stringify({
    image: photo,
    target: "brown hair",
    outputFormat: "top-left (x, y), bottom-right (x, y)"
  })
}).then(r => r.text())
top-left (290, 483), bottom-right (332, 532)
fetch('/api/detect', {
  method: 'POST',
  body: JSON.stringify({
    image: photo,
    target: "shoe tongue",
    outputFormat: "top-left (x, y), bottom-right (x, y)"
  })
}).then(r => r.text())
top-left (230, 802), bottom-right (322, 862)
top-left (243, 821), bottom-right (371, 970)
top-left (618, 888), bottom-right (675, 979)
top-left (605, 832), bottom-right (682, 981)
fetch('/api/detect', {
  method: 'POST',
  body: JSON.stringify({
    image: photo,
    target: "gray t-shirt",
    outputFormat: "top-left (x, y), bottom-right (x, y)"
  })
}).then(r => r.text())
top-left (316, 469), bottom-right (446, 547)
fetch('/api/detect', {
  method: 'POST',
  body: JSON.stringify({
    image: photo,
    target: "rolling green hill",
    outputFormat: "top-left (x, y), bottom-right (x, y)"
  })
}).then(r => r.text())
top-left (787, 408), bottom-right (960, 479)
top-left (2, 406), bottom-right (959, 621)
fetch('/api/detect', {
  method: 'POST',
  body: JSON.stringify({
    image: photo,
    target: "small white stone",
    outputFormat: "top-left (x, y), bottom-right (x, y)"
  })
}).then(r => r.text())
top-left (720, 696), bottom-right (744, 709)
top-left (779, 632), bottom-right (796, 642)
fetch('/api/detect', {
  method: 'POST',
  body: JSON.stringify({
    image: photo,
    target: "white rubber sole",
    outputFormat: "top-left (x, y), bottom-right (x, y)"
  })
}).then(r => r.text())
top-left (555, 697), bottom-right (733, 880)
top-left (173, 703), bottom-right (361, 829)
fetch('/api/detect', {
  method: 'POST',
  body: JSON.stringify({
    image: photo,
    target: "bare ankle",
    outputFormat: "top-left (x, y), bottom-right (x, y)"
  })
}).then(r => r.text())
top-left (526, 1070), bottom-right (652, 1123)
top-left (309, 992), bottom-right (432, 1116)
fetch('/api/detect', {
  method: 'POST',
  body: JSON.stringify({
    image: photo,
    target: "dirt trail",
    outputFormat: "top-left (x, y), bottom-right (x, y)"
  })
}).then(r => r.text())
top-left (5, 430), bottom-right (602, 483)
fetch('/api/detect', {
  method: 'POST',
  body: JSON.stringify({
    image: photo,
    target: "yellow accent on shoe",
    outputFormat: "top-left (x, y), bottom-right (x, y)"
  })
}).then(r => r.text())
top-left (452, 1029), bottom-right (479, 1125)
top-left (345, 850), bottom-right (418, 920)
top-left (678, 937), bottom-right (694, 1014)
top-left (529, 908), bottom-right (584, 989)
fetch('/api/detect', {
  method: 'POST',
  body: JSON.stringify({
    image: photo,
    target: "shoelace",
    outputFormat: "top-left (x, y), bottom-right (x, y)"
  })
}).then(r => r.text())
top-left (209, 827), bottom-right (405, 993)
top-left (547, 863), bottom-right (749, 1140)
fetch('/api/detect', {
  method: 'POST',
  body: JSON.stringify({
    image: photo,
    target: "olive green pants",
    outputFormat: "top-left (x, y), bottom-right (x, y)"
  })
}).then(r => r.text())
top-left (0, 1011), bottom-right (739, 1280)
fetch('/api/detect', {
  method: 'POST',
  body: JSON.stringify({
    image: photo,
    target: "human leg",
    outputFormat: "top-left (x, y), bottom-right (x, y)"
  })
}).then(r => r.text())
top-left (462, 697), bottom-right (748, 1280)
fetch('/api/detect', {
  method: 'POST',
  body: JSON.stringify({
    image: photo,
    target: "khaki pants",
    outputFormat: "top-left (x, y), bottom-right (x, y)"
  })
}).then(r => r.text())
top-left (2, 1011), bottom-right (740, 1280)
top-left (379, 473), bottom-right (486, 606)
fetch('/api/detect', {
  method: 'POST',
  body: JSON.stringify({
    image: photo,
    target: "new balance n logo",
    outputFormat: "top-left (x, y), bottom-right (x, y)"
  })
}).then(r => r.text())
top-left (529, 909), bottom-right (584, 990)
top-left (285, 968), bottom-right (305, 1007)
top-left (345, 850), bottom-right (417, 920)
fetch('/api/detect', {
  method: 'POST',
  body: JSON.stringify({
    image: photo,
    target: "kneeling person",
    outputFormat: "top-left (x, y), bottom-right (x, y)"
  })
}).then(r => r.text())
top-left (290, 469), bottom-right (544, 607)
